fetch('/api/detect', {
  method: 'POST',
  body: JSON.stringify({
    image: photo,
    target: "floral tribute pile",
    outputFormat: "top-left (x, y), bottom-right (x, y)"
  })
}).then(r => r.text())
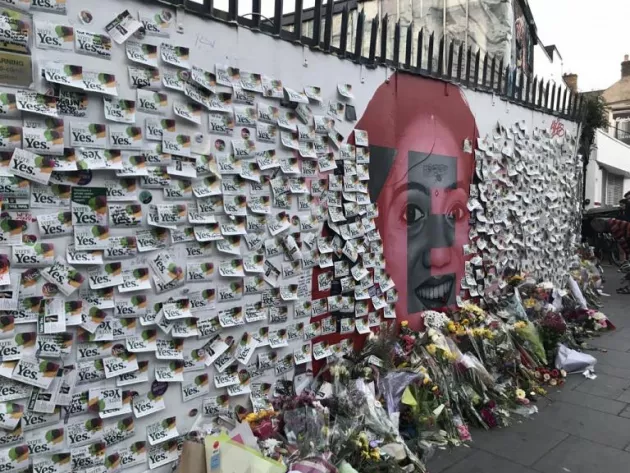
top-left (220, 255), bottom-right (612, 473)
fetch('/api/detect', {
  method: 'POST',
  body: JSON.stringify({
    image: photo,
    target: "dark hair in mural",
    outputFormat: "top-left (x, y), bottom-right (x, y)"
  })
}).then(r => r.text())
top-left (309, 73), bottom-right (478, 369)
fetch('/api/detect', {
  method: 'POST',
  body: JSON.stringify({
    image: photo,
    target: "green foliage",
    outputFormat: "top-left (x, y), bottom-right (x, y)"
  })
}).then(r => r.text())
top-left (580, 94), bottom-right (610, 159)
top-left (579, 94), bottom-right (610, 206)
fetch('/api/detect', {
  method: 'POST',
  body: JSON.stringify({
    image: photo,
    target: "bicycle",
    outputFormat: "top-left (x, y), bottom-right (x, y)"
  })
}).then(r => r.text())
top-left (592, 232), bottom-right (622, 267)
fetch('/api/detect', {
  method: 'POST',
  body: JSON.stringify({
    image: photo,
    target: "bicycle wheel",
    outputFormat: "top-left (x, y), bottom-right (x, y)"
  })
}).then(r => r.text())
top-left (594, 248), bottom-right (605, 263)
top-left (610, 247), bottom-right (622, 267)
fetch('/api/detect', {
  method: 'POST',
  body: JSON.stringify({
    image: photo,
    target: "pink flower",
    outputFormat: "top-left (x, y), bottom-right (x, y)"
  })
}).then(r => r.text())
top-left (457, 423), bottom-right (472, 441)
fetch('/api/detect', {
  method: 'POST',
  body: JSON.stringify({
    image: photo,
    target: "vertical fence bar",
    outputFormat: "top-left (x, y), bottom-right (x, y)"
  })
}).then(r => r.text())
top-left (186, 0), bottom-right (211, 15)
top-left (503, 66), bottom-right (510, 97)
top-left (393, 20), bottom-right (401, 68)
top-left (293, 0), bottom-right (303, 41)
top-left (404, 23), bottom-right (413, 69)
top-left (481, 52), bottom-right (488, 88)
top-left (354, 10), bottom-right (364, 60)
top-left (427, 32), bottom-right (434, 74)
top-left (368, 17), bottom-right (378, 66)
top-left (251, 0), bottom-right (261, 29)
top-left (228, 0), bottom-right (237, 22)
top-left (473, 49), bottom-right (480, 86)
top-left (537, 79), bottom-right (544, 107)
top-left (496, 59), bottom-right (503, 93)
top-left (311, 0), bottom-right (322, 47)
top-left (207, 0), bottom-right (214, 16)
top-left (273, 0), bottom-right (283, 35)
top-left (511, 68), bottom-right (517, 99)
top-left (464, 47), bottom-right (472, 86)
top-left (323, 0), bottom-right (334, 52)
top-left (550, 84), bottom-right (556, 112)
top-left (567, 93), bottom-right (574, 118)
top-left (523, 74), bottom-right (529, 104)
top-left (339, 5), bottom-right (349, 55)
top-left (518, 70), bottom-right (524, 101)
top-left (562, 88), bottom-right (568, 116)
top-left (556, 86), bottom-right (562, 112)
top-left (543, 81), bottom-right (550, 108)
top-left (437, 36), bottom-right (444, 76)
top-left (447, 40), bottom-right (454, 79)
top-left (416, 28), bottom-right (424, 70)
top-left (531, 76), bottom-right (538, 106)
top-left (456, 43), bottom-right (463, 82)
top-left (379, 15), bottom-right (388, 65)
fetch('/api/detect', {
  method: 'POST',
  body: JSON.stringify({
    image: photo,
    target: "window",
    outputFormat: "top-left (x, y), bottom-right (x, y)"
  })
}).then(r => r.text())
top-left (615, 119), bottom-right (630, 142)
top-left (601, 168), bottom-right (624, 205)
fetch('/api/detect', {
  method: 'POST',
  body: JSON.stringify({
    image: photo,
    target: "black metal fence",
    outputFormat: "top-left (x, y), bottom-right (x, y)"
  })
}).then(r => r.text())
top-left (153, 0), bottom-right (583, 121)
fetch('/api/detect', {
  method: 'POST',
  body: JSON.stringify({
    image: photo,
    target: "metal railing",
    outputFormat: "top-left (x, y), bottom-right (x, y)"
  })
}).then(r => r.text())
top-left (151, 0), bottom-right (583, 121)
top-left (613, 125), bottom-right (630, 144)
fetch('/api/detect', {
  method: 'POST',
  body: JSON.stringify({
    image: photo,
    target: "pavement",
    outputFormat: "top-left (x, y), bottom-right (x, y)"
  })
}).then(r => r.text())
top-left (426, 268), bottom-right (630, 473)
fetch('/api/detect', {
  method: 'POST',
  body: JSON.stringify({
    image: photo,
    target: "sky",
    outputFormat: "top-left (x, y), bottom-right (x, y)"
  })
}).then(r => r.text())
top-left (528, 0), bottom-right (630, 92)
top-left (209, 0), bottom-right (624, 92)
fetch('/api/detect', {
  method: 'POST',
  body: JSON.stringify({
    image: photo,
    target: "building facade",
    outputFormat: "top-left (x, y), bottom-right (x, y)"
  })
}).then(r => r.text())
top-left (581, 56), bottom-right (630, 208)
top-left (535, 43), bottom-right (563, 86)
top-left (603, 56), bottom-right (630, 145)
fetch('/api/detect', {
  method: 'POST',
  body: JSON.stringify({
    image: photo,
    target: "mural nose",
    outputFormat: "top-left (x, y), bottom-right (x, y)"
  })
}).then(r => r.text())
top-left (430, 247), bottom-right (452, 269)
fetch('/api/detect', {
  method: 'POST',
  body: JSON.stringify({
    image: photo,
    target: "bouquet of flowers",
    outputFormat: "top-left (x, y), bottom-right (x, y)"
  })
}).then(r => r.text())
top-left (511, 321), bottom-right (547, 365)
top-left (539, 312), bottom-right (568, 359)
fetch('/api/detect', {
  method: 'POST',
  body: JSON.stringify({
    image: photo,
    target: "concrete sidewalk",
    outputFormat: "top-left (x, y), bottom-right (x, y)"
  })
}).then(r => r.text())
top-left (427, 269), bottom-right (630, 473)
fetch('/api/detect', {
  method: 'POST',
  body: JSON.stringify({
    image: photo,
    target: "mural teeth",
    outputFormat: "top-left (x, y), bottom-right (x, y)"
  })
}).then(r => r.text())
top-left (418, 281), bottom-right (453, 300)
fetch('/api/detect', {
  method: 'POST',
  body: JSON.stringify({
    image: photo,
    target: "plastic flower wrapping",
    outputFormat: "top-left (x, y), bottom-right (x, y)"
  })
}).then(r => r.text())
top-left (213, 257), bottom-right (614, 473)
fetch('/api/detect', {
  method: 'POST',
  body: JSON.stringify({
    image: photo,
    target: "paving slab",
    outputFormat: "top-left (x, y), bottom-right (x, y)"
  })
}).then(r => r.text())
top-left (534, 401), bottom-right (630, 449)
top-left (593, 361), bottom-right (630, 380)
top-left (469, 420), bottom-right (568, 466)
top-left (590, 347), bottom-right (630, 371)
top-left (572, 373), bottom-right (630, 400)
top-left (533, 436), bottom-right (630, 473)
top-left (588, 333), bottom-right (630, 351)
top-left (440, 450), bottom-right (539, 473)
top-left (546, 388), bottom-right (627, 415)
top-left (425, 445), bottom-right (475, 473)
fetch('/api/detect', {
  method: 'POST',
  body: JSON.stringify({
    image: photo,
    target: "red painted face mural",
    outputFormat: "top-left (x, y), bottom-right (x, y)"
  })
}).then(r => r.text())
top-left (310, 73), bottom-right (477, 356)
top-left (363, 74), bottom-right (477, 327)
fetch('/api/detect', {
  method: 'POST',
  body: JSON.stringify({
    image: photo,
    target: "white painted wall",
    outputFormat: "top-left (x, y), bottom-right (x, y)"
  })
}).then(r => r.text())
top-left (534, 44), bottom-right (564, 85)
top-left (0, 1), bottom-right (578, 472)
top-left (585, 158), bottom-right (602, 208)
top-left (585, 129), bottom-right (630, 208)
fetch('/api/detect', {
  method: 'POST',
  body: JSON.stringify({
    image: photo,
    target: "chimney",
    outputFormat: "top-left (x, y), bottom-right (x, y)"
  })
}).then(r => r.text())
top-left (622, 54), bottom-right (630, 78)
top-left (563, 73), bottom-right (578, 93)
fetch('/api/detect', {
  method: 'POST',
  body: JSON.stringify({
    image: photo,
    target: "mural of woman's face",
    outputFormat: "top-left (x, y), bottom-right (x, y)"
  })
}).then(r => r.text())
top-left (359, 74), bottom-right (476, 327)
top-left (396, 153), bottom-right (467, 311)
top-left (375, 145), bottom-right (469, 313)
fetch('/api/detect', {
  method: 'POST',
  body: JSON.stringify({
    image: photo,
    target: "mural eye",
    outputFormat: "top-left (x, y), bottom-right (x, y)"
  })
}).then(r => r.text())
top-left (447, 204), bottom-right (466, 222)
top-left (402, 204), bottom-right (425, 225)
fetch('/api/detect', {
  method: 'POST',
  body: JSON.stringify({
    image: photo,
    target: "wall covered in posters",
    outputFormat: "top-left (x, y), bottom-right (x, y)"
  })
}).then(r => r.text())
top-left (0, 0), bottom-right (579, 472)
